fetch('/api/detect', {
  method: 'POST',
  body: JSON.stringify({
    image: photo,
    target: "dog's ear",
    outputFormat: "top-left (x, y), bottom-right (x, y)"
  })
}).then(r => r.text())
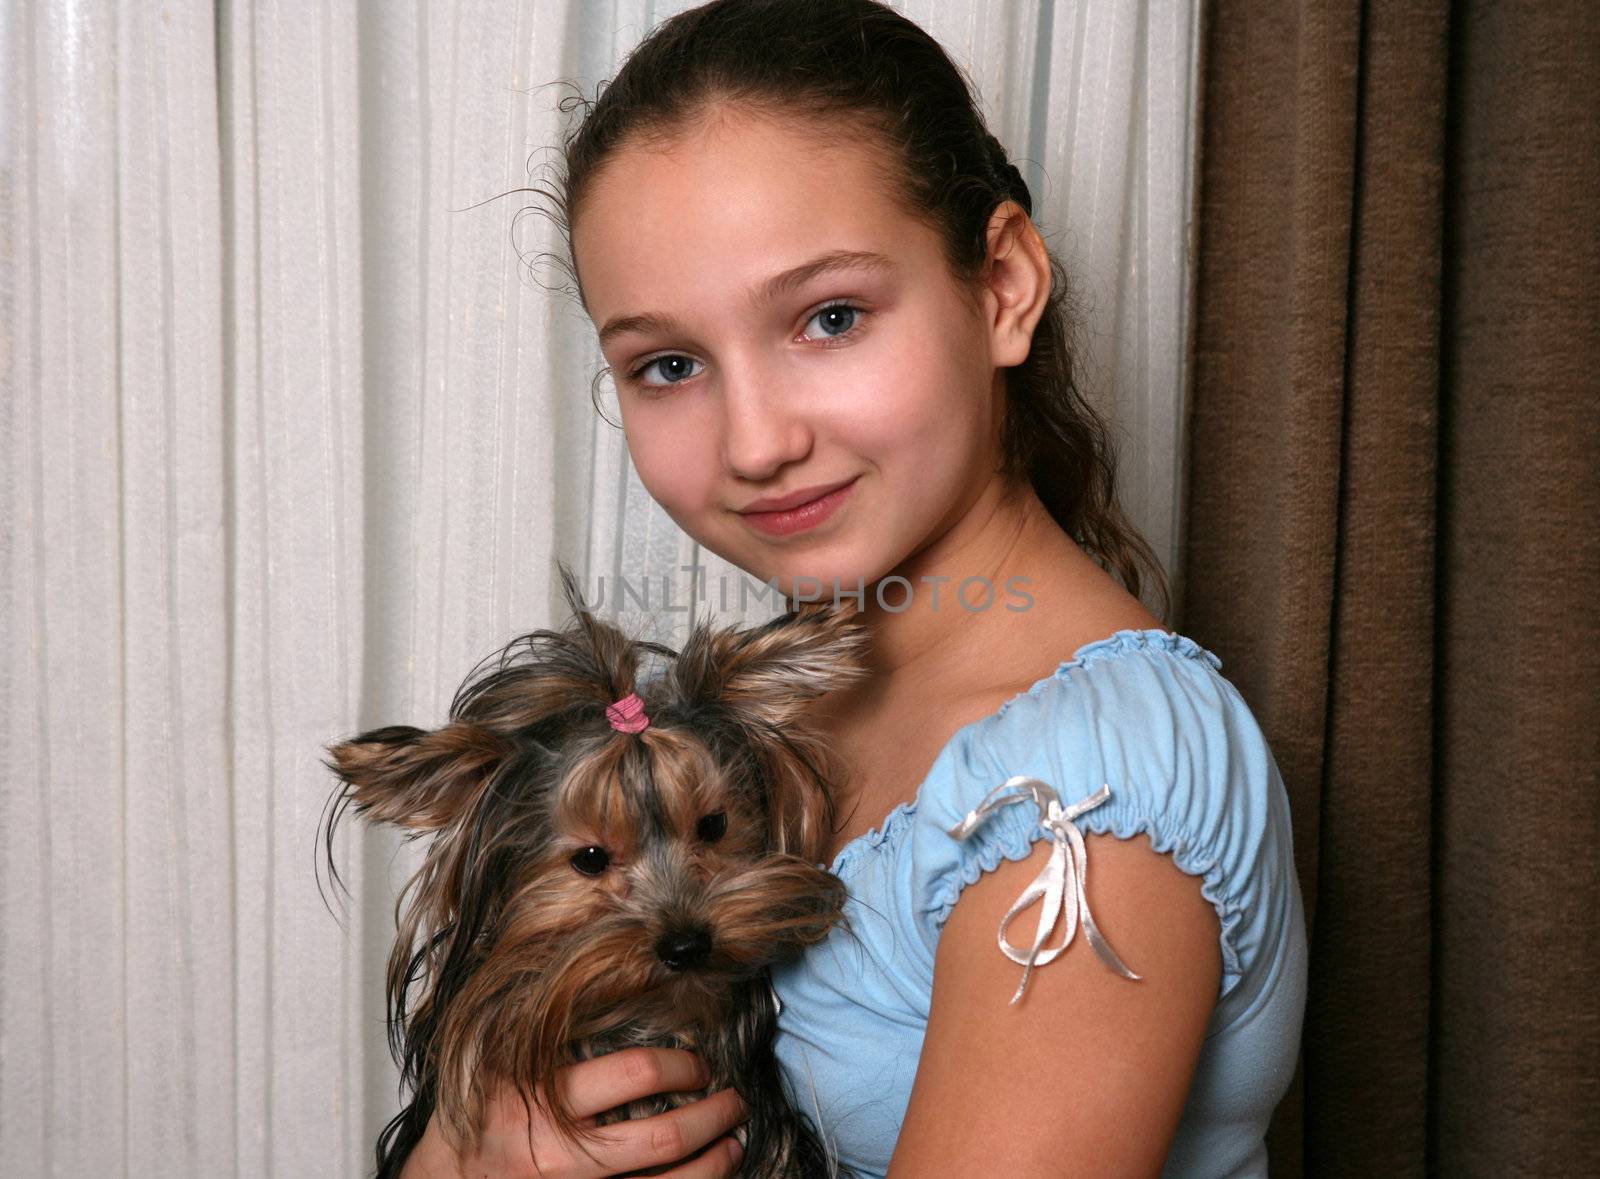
top-left (324, 722), bottom-right (507, 830)
top-left (673, 599), bottom-right (871, 729)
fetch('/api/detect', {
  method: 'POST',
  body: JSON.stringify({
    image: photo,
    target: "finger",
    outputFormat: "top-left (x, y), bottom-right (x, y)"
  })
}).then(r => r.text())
top-left (636, 1134), bottom-right (745, 1178)
top-left (556, 1047), bottom-right (714, 1120)
top-left (574, 1087), bottom-right (749, 1175)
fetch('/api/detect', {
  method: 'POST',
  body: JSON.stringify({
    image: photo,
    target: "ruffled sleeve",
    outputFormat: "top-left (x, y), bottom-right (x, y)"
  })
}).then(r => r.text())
top-left (902, 632), bottom-right (1302, 1024)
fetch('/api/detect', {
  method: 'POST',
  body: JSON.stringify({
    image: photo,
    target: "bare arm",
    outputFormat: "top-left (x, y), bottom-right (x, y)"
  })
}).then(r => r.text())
top-left (888, 831), bottom-right (1221, 1177)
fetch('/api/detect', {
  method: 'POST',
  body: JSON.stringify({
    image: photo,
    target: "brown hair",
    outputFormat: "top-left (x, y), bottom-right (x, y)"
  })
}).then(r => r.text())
top-left (526, 0), bottom-right (1170, 619)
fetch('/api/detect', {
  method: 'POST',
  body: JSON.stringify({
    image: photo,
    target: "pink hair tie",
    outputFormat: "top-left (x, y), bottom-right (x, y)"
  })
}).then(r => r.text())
top-left (605, 692), bottom-right (650, 734)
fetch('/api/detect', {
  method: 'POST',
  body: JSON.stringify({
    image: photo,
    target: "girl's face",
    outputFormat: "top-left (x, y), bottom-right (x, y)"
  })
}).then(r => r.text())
top-left (571, 108), bottom-right (1010, 595)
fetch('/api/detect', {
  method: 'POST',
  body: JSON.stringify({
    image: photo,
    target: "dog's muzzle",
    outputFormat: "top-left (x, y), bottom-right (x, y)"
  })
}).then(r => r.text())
top-left (655, 925), bottom-right (714, 972)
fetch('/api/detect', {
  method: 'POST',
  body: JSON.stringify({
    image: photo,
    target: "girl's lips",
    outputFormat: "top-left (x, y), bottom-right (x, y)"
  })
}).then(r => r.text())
top-left (738, 477), bottom-right (858, 537)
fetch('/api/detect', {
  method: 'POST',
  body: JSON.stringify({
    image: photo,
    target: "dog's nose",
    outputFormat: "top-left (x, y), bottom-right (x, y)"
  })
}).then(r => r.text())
top-left (655, 926), bottom-right (713, 972)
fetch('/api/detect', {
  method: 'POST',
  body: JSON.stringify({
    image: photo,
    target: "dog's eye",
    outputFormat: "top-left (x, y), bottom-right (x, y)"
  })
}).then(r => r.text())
top-left (570, 846), bottom-right (610, 875)
top-left (696, 811), bottom-right (727, 843)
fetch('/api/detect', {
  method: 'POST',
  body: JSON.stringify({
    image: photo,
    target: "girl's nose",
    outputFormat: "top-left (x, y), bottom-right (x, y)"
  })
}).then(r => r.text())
top-left (720, 368), bottom-right (814, 482)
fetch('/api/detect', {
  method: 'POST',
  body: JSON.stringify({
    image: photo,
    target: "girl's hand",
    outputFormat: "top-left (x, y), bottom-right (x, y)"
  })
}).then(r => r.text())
top-left (399, 1047), bottom-right (750, 1179)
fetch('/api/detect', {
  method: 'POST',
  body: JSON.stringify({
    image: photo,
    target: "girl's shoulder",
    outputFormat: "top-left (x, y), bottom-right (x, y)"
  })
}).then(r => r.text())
top-left (899, 628), bottom-right (1303, 1026)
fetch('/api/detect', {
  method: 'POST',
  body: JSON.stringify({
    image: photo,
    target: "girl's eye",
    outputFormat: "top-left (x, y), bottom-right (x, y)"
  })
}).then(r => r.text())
top-left (629, 354), bottom-right (703, 388)
top-left (625, 302), bottom-right (868, 390)
top-left (801, 302), bottom-right (864, 342)
top-left (570, 846), bottom-right (610, 876)
top-left (696, 811), bottom-right (727, 843)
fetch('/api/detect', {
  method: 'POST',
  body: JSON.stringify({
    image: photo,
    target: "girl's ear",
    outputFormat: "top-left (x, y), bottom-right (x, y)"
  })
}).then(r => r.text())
top-left (324, 722), bottom-right (508, 830)
top-left (982, 200), bottom-right (1052, 369)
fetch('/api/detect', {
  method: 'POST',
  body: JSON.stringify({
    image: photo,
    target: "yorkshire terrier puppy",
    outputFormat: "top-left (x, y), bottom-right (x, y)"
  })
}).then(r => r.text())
top-left (323, 564), bottom-right (867, 1178)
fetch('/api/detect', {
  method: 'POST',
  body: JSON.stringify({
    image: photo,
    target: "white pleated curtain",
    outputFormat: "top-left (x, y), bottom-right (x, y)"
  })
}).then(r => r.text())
top-left (0, 1), bottom-right (1200, 1174)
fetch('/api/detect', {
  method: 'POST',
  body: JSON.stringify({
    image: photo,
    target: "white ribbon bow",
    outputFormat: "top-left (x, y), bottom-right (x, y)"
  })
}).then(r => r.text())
top-left (947, 775), bottom-right (1142, 1005)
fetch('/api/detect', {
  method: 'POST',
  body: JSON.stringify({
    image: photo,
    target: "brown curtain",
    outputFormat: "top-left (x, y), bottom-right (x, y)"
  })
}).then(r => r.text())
top-left (1177, 1), bottom-right (1599, 1175)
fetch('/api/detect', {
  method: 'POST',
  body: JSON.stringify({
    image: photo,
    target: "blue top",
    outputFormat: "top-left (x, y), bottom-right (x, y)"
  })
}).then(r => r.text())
top-left (770, 629), bottom-right (1308, 1178)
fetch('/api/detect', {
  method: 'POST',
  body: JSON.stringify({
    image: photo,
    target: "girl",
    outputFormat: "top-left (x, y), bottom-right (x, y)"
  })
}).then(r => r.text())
top-left (402, 1), bottom-right (1307, 1175)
